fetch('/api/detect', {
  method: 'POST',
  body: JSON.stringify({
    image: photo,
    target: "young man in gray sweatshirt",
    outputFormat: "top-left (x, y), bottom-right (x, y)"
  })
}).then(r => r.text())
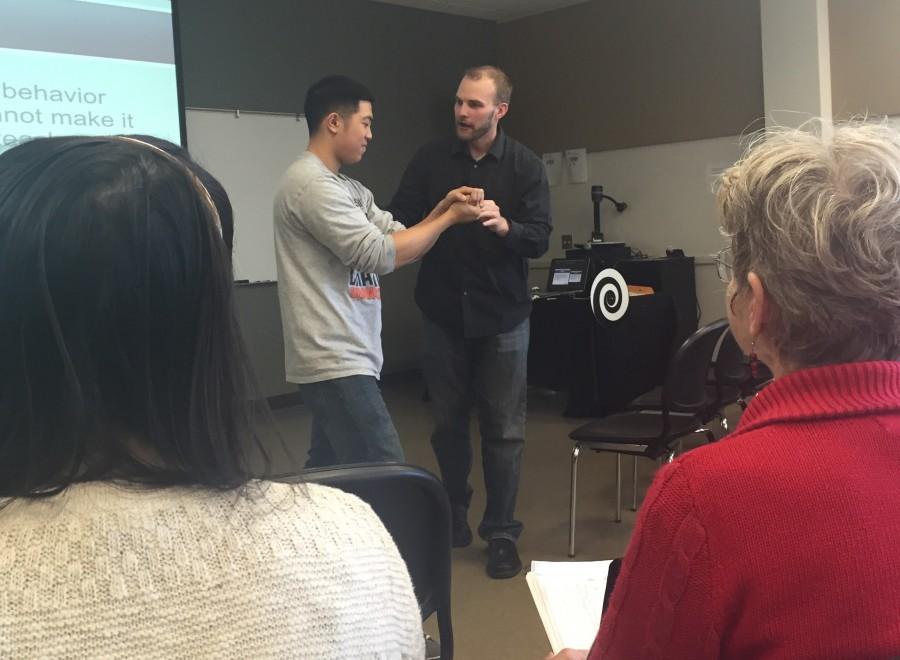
top-left (274, 75), bottom-right (485, 468)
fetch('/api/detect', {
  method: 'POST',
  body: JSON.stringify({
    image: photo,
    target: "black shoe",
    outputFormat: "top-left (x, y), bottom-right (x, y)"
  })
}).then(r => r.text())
top-left (451, 507), bottom-right (472, 548)
top-left (486, 538), bottom-right (522, 579)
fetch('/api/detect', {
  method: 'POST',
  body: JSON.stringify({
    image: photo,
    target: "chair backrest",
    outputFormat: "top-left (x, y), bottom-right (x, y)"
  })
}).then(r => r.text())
top-left (714, 328), bottom-right (751, 387)
top-left (662, 318), bottom-right (729, 413)
top-left (279, 463), bottom-right (454, 660)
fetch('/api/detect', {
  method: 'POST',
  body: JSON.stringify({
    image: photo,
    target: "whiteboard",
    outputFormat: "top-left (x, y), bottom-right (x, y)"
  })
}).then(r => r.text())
top-left (185, 109), bottom-right (309, 282)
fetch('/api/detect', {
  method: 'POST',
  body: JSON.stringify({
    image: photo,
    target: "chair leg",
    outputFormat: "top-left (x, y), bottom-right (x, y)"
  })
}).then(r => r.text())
top-left (569, 443), bottom-right (580, 557)
top-left (615, 453), bottom-right (622, 523)
top-left (692, 426), bottom-right (716, 444)
top-left (631, 455), bottom-right (638, 511)
top-left (689, 427), bottom-right (716, 446)
top-left (677, 439), bottom-right (684, 455)
top-left (436, 605), bottom-right (453, 660)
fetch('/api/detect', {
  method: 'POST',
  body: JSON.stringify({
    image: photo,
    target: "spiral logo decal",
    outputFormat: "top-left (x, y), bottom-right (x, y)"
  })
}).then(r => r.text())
top-left (590, 268), bottom-right (629, 322)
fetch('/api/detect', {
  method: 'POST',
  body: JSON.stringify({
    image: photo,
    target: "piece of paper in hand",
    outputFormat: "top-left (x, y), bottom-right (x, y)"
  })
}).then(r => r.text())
top-left (526, 560), bottom-right (612, 654)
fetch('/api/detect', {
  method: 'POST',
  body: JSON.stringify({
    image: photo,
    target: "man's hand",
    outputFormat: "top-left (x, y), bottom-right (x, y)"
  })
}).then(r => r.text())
top-left (478, 199), bottom-right (510, 237)
top-left (446, 199), bottom-right (482, 224)
top-left (544, 649), bottom-right (589, 660)
top-left (438, 186), bottom-right (484, 214)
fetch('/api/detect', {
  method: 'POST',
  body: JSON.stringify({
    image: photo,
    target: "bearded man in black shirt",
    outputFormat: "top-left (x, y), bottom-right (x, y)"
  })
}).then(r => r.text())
top-left (390, 65), bottom-right (552, 579)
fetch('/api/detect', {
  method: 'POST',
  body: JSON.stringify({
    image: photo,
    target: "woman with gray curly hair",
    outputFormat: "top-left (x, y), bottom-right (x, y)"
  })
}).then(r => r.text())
top-left (548, 121), bottom-right (900, 660)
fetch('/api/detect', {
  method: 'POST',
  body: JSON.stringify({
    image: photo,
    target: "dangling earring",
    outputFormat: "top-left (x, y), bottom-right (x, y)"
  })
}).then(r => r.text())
top-left (749, 338), bottom-right (760, 379)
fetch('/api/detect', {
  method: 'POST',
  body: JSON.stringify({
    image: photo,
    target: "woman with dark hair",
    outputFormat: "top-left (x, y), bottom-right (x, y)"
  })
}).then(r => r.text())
top-left (0, 136), bottom-right (424, 658)
top-left (125, 134), bottom-right (235, 252)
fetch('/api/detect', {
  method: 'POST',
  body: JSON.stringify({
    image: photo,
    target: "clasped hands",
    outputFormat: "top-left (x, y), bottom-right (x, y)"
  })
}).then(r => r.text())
top-left (440, 186), bottom-right (510, 237)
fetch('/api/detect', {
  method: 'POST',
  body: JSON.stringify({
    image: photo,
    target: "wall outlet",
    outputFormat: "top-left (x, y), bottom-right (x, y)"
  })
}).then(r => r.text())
top-left (561, 234), bottom-right (573, 249)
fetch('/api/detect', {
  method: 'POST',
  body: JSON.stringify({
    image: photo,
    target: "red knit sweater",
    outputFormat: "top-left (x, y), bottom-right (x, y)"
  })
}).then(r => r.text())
top-left (588, 361), bottom-right (900, 660)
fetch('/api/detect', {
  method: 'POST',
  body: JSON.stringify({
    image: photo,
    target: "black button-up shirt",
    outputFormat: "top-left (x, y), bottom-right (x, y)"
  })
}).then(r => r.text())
top-left (389, 129), bottom-right (552, 338)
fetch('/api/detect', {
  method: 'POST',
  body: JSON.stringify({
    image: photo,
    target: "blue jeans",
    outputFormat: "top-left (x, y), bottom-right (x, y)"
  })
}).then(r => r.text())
top-left (423, 317), bottom-right (529, 542)
top-left (298, 375), bottom-right (404, 468)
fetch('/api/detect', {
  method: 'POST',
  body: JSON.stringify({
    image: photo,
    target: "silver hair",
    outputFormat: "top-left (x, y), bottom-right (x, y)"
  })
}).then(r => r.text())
top-left (717, 119), bottom-right (900, 367)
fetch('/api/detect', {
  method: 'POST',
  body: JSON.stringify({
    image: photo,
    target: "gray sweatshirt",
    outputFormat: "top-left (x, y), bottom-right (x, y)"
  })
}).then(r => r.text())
top-left (274, 151), bottom-right (406, 384)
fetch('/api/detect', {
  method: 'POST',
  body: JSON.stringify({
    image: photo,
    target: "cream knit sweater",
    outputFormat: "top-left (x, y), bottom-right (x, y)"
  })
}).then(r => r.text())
top-left (0, 481), bottom-right (425, 659)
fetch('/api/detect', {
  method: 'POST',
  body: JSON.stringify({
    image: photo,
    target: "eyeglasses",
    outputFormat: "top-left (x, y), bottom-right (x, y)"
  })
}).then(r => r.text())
top-left (714, 247), bottom-right (733, 283)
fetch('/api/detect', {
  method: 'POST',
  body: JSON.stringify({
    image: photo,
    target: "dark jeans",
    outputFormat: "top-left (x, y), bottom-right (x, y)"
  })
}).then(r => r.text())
top-left (298, 375), bottom-right (404, 468)
top-left (423, 317), bottom-right (529, 542)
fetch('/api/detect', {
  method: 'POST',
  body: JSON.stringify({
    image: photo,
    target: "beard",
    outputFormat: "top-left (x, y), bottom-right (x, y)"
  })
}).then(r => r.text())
top-left (456, 109), bottom-right (496, 142)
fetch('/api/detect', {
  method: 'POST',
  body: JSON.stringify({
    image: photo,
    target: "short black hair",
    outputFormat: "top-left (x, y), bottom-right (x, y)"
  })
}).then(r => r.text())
top-left (304, 75), bottom-right (374, 136)
top-left (125, 135), bottom-right (235, 253)
top-left (0, 136), bottom-right (276, 498)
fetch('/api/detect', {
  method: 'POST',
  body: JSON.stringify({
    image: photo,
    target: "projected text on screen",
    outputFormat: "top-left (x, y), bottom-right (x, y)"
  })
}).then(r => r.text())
top-left (0, 0), bottom-right (181, 152)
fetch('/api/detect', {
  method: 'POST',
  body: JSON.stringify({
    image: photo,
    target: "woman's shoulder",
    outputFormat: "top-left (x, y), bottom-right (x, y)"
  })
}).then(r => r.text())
top-left (255, 481), bottom-right (390, 542)
top-left (0, 481), bottom-right (393, 552)
top-left (0, 484), bottom-right (424, 659)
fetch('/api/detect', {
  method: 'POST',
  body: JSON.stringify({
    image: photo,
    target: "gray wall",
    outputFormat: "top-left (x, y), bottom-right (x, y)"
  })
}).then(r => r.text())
top-left (493, 0), bottom-right (766, 331)
top-left (829, 0), bottom-right (900, 118)
top-left (176, 0), bottom-right (496, 396)
top-left (496, 0), bottom-right (764, 154)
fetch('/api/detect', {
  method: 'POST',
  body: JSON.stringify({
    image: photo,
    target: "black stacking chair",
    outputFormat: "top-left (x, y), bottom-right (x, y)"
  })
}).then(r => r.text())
top-left (276, 464), bottom-right (454, 659)
top-left (629, 325), bottom-right (774, 434)
top-left (567, 319), bottom-right (728, 556)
